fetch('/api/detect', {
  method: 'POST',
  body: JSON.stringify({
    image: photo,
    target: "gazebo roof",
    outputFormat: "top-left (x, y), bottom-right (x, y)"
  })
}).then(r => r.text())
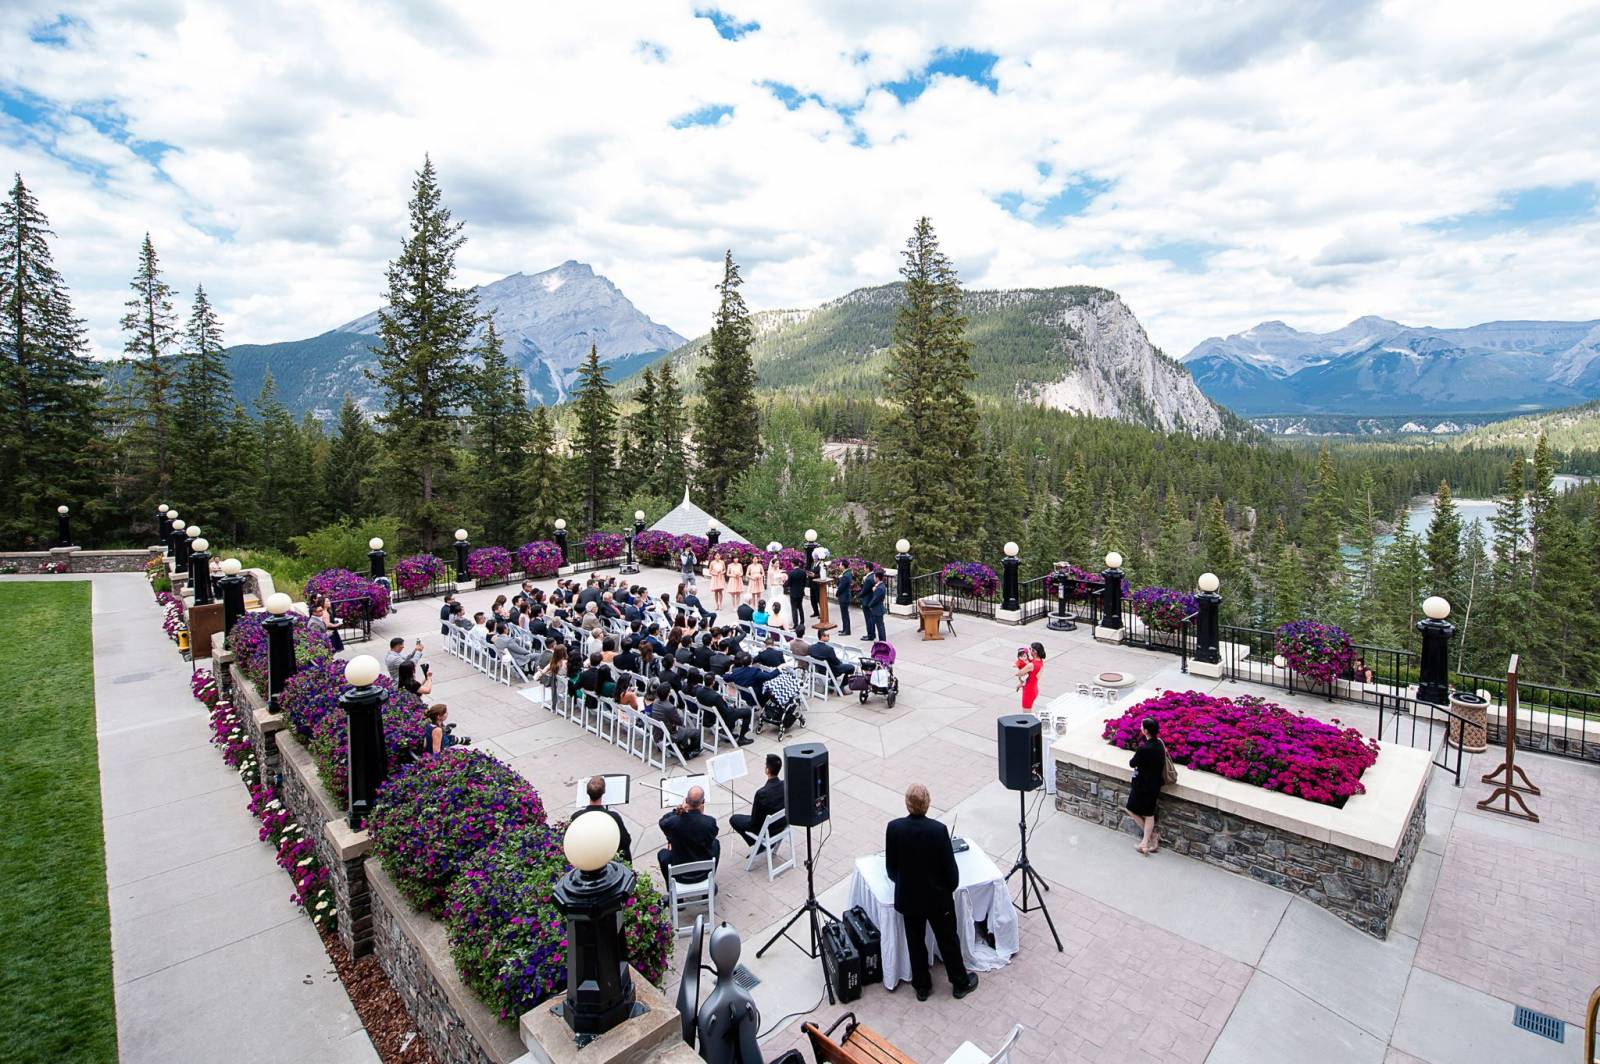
top-left (648, 487), bottom-right (748, 543)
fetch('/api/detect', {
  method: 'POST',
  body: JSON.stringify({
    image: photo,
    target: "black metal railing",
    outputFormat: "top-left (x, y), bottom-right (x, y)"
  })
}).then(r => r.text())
top-left (906, 571), bottom-right (940, 602)
top-left (1218, 626), bottom-right (1417, 707)
top-left (938, 578), bottom-right (997, 620)
top-left (1019, 574), bottom-right (1051, 623)
top-left (328, 597), bottom-right (374, 645)
top-left (1128, 608), bottom-right (1195, 659)
top-left (1452, 672), bottom-right (1600, 763)
top-left (1376, 693), bottom-right (1468, 785)
top-left (392, 573), bottom-right (456, 602)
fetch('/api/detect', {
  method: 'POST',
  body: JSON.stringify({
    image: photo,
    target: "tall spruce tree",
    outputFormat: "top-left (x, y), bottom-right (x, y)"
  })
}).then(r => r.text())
top-left (368, 156), bottom-right (480, 550)
top-left (620, 364), bottom-right (660, 488)
top-left (0, 173), bottom-right (99, 542)
top-left (252, 371), bottom-right (305, 546)
top-left (1152, 495), bottom-right (1192, 589)
top-left (1526, 430), bottom-right (1556, 592)
top-left (1423, 480), bottom-right (1463, 600)
top-left (1301, 445), bottom-right (1344, 610)
top-left (172, 286), bottom-right (232, 519)
top-left (1482, 455), bottom-right (1530, 664)
top-left (653, 363), bottom-right (689, 493)
top-left (872, 218), bottom-right (981, 565)
top-left (120, 233), bottom-right (180, 509)
top-left (467, 323), bottom-right (530, 545)
top-left (523, 403), bottom-right (564, 537)
top-left (568, 344), bottom-right (617, 529)
top-left (1200, 496), bottom-right (1248, 622)
top-left (1054, 459), bottom-right (1093, 564)
top-left (693, 251), bottom-right (759, 511)
top-left (1269, 539), bottom-right (1307, 629)
top-left (321, 395), bottom-right (382, 521)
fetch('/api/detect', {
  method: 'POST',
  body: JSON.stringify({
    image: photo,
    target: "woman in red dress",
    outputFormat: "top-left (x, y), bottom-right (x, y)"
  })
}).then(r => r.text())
top-left (1018, 642), bottom-right (1046, 711)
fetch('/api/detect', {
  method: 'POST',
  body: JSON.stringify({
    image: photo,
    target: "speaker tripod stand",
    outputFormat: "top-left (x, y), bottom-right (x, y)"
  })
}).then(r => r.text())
top-left (756, 823), bottom-right (837, 1003)
top-left (1005, 788), bottom-right (1063, 951)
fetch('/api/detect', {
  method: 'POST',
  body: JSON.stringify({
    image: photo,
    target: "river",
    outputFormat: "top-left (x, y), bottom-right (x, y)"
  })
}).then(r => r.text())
top-left (1396, 473), bottom-right (1595, 540)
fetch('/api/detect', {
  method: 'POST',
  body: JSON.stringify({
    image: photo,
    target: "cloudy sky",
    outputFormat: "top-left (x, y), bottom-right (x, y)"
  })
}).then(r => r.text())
top-left (2, 0), bottom-right (1598, 360)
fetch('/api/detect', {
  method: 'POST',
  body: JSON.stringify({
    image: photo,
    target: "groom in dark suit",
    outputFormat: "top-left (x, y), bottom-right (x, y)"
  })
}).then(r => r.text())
top-left (884, 783), bottom-right (978, 1002)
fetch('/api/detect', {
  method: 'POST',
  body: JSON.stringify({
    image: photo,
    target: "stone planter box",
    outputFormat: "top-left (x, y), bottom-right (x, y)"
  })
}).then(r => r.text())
top-left (1052, 703), bottom-right (1431, 938)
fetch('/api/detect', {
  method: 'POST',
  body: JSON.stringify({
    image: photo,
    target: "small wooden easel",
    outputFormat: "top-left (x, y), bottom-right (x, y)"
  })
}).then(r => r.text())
top-left (1477, 654), bottom-right (1540, 822)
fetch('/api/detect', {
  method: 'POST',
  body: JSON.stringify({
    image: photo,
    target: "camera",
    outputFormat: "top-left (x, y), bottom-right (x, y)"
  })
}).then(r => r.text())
top-left (444, 722), bottom-right (473, 746)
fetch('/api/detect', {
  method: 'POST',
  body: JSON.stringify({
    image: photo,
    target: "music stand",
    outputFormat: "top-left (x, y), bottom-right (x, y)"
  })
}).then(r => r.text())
top-left (708, 751), bottom-right (748, 812)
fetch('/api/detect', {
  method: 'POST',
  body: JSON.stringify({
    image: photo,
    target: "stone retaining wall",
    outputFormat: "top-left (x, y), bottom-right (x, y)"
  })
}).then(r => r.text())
top-left (368, 863), bottom-right (528, 1064)
top-left (0, 546), bottom-right (163, 573)
top-left (231, 666), bottom-right (284, 787)
top-left (1486, 720), bottom-right (1600, 763)
top-left (1055, 759), bottom-right (1427, 938)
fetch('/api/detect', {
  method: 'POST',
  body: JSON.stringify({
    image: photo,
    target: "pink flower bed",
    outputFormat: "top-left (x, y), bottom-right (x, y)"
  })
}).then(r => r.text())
top-left (1102, 689), bottom-right (1380, 807)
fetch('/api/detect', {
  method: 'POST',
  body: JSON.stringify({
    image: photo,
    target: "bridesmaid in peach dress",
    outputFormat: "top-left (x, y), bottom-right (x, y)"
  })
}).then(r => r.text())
top-left (708, 554), bottom-right (727, 610)
top-left (726, 557), bottom-right (745, 604)
top-left (745, 554), bottom-right (765, 605)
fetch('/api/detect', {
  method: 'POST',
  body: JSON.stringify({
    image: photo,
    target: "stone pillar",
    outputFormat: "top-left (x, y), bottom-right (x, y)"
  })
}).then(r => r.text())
top-left (325, 820), bottom-right (374, 957)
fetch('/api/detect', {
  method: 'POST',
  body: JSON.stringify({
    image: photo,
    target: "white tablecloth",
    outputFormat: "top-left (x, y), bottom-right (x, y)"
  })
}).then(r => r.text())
top-left (847, 843), bottom-right (1020, 990)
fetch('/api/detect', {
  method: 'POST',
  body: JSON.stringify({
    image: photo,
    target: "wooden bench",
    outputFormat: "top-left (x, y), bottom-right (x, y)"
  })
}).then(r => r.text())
top-left (803, 1013), bottom-right (917, 1064)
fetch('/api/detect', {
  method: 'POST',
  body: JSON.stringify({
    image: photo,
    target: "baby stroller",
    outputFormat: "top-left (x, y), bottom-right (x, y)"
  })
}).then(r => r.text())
top-left (848, 641), bottom-right (899, 708)
top-left (754, 666), bottom-right (808, 740)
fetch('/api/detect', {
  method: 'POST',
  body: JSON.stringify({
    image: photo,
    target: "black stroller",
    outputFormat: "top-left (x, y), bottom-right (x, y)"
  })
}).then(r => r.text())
top-left (847, 641), bottom-right (899, 708)
top-left (753, 666), bottom-right (808, 740)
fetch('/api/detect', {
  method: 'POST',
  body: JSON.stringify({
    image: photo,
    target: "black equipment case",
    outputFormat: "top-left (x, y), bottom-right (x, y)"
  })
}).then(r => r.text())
top-left (819, 920), bottom-right (863, 1003)
top-left (842, 906), bottom-right (883, 985)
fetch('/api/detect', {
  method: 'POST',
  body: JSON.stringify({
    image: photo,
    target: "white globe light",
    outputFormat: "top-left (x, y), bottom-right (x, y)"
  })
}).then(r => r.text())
top-left (634, 510), bottom-right (645, 521)
top-left (767, 542), bottom-right (781, 552)
top-left (1197, 572), bottom-right (1219, 593)
top-left (57, 504), bottom-right (69, 515)
top-left (344, 654), bottom-right (382, 688)
top-left (192, 538), bottom-right (209, 553)
top-left (266, 592), bottom-right (292, 615)
top-left (555, 519), bottom-right (567, 530)
top-left (1423, 595), bottom-right (1451, 621)
top-left (564, 811), bottom-right (620, 872)
top-left (1105, 552), bottom-right (1123, 569)
top-left (454, 528), bottom-right (468, 541)
top-left (805, 529), bottom-right (818, 542)
top-left (1273, 654), bottom-right (1287, 670)
top-left (895, 539), bottom-right (911, 554)
top-left (1004, 541), bottom-right (1019, 557)
top-left (171, 519), bottom-right (185, 531)
top-left (158, 503), bottom-right (169, 513)
top-left (368, 537), bottom-right (384, 551)
top-left (187, 525), bottom-right (201, 538)
top-left (221, 558), bottom-right (242, 576)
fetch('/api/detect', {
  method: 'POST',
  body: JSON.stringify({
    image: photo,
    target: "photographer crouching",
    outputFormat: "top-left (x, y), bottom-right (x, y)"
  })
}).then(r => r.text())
top-left (423, 703), bottom-right (472, 755)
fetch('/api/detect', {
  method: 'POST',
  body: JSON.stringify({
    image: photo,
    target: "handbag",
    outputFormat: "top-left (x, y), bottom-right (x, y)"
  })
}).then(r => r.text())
top-left (1161, 741), bottom-right (1178, 786)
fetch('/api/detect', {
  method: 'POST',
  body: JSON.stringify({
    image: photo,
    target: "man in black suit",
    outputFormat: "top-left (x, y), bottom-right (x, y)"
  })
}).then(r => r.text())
top-left (691, 671), bottom-right (753, 744)
top-left (736, 601), bottom-right (755, 622)
top-left (439, 593), bottom-right (458, 635)
top-left (785, 563), bottom-right (807, 626)
top-left (835, 565), bottom-right (854, 636)
top-left (808, 630), bottom-right (855, 680)
top-left (865, 569), bottom-right (889, 642)
top-left (657, 785), bottom-right (719, 883)
top-left (808, 555), bottom-right (822, 616)
top-left (730, 754), bottom-right (786, 847)
top-left (885, 783), bottom-right (978, 1002)
top-left (754, 634), bottom-right (786, 668)
top-left (572, 775), bottom-right (632, 861)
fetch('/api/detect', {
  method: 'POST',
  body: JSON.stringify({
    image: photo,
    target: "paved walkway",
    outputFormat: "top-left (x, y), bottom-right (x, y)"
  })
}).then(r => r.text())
top-left (82, 573), bottom-right (376, 1064)
top-left (369, 567), bottom-right (1594, 1063)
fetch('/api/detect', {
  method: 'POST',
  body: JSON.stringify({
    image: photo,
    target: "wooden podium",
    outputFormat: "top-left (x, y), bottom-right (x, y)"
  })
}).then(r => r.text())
top-left (811, 576), bottom-right (837, 636)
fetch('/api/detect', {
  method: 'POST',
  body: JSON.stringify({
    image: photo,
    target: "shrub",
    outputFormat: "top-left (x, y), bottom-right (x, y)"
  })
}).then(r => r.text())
top-left (369, 749), bottom-right (548, 913)
top-left (940, 561), bottom-right (999, 599)
top-left (632, 530), bottom-right (682, 566)
top-left (581, 532), bottom-right (624, 561)
top-left (445, 824), bottom-right (673, 1020)
top-left (304, 568), bottom-right (391, 621)
top-left (226, 611), bottom-right (334, 692)
top-left (773, 547), bottom-right (806, 572)
top-left (832, 556), bottom-right (876, 582)
top-left (516, 540), bottom-right (563, 578)
top-left (1129, 586), bottom-right (1198, 633)
top-left (394, 554), bottom-right (449, 596)
top-left (1102, 689), bottom-right (1380, 806)
top-left (677, 534), bottom-right (709, 562)
top-left (288, 517), bottom-right (403, 574)
top-left (1275, 620), bottom-right (1356, 685)
top-left (467, 546), bottom-right (514, 583)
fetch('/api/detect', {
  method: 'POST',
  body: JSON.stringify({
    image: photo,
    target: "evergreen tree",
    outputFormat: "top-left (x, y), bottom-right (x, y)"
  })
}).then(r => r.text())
top-left (568, 344), bottom-right (617, 529)
top-left (1344, 472), bottom-right (1382, 637)
top-left (252, 371), bottom-right (305, 546)
top-left (726, 409), bottom-right (842, 548)
top-left (0, 173), bottom-right (99, 543)
top-left (171, 286), bottom-right (232, 519)
top-left (693, 251), bottom-right (759, 511)
top-left (1152, 495), bottom-right (1191, 589)
top-left (1480, 456), bottom-right (1530, 665)
top-left (1300, 445), bottom-right (1344, 610)
top-left (1455, 519), bottom-right (1491, 672)
top-left (620, 364), bottom-right (660, 489)
top-left (1200, 496), bottom-right (1248, 623)
top-left (523, 404), bottom-right (565, 538)
top-left (1096, 482), bottom-right (1129, 567)
top-left (1369, 527), bottom-right (1425, 649)
top-left (1423, 480), bottom-right (1463, 600)
top-left (1528, 509), bottom-right (1600, 686)
top-left (119, 233), bottom-right (180, 509)
top-left (653, 364), bottom-right (689, 494)
top-left (467, 323), bottom-right (529, 546)
top-left (368, 156), bottom-right (480, 550)
top-left (871, 218), bottom-right (981, 565)
top-left (1054, 459), bottom-right (1092, 564)
top-left (1268, 540), bottom-right (1306, 629)
top-left (321, 395), bottom-right (381, 522)
top-left (1526, 430), bottom-right (1556, 592)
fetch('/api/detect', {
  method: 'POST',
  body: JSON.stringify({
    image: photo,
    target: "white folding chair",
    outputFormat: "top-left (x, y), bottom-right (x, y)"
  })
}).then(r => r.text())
top-left (744, 815), bottom-right (794, 881)
top-left (594, 696), bottom-right (621, 744)
top-left (666, 860), bottom-right (716, 935)
top-left (942, 1024), bottom-right (1023, 1064)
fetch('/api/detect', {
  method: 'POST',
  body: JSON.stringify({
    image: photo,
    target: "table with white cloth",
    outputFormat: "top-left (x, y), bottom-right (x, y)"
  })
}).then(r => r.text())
top-left (846, 842), bottom-right (1020, 990)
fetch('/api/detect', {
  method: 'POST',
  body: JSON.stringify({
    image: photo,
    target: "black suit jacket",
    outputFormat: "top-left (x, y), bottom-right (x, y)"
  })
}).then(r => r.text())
top-left (809, 642), bottom-right (849, 675)
top-left (658, 808), bottom-right (719, 865)
top-left (736, 603), bottom-right (755, 621)
top-left (885, 813), bottom-right (959, 916)
top-left (572, 804), bottom-right (633, 862)
top-left (836, 570), bottom-right (854, 602)
top-left (868, 581), bottom-right (888, 613)
top-left (755, 647), bottom-right (786, 668)
top-left (750, 777), bottom-right (786, 834)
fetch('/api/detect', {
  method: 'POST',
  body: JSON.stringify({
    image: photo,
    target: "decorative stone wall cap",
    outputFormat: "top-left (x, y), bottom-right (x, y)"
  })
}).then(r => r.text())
top-left (1484, 700), bottom-right (1600, 740)
top-left (251, 706), bottom-right (287, 734)
top-left (519, 964), bottom-right (678, 1064)
top-left (324, 818), bottom-right (371, 860)
top-left (1050, 703), bottom-right (1431, 863)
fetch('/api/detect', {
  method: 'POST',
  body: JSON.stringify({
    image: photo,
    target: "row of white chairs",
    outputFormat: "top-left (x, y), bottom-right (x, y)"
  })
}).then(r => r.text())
top-left (444, 626), bottom-right (531, 686)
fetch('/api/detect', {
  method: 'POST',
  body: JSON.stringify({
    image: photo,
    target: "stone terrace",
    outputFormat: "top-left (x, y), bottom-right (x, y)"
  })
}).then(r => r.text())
top-left (361, 566), bottom-right (1596, 1064)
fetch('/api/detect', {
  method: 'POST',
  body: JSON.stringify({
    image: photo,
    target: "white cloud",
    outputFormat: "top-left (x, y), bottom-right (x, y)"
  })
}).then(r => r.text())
top-left (1, 0), bottom-right (1597, 361)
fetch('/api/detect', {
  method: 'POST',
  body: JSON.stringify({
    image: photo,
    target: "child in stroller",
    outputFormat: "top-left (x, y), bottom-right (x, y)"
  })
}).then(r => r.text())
top-left (753, 665), bottom-right (808, 739)
top-left (848, 641), bottom-right (899, 707)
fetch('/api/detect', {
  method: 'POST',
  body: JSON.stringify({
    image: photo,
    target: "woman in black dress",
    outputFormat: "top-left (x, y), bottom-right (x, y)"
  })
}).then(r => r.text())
top-left (1126, 717), bottom-right (1166, 855)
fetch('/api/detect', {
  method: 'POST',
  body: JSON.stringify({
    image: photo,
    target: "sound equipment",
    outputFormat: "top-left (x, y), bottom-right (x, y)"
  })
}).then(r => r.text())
top-left (842, 906), bottom-right (882, 985)
top-left (997, 714), bottom-right (1043, 791)
top-left (819, 920), bottom-right (862, 1003)
top-left (783, 743), bottom-right (830, 826)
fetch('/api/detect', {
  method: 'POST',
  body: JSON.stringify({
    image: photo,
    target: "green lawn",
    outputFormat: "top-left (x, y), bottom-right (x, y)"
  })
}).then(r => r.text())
top-left (0, 581), bottom-right (117, 1063)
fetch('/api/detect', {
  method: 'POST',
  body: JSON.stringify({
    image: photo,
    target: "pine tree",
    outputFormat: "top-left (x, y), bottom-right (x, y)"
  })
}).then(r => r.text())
top-left (653, 363), bottom-right (689, 494)
top-left (726, 409), bottom-right (842, 547)
top-left (1455, 519), bottom-right (1491, 672)
top-left (620, 364), bottom-right (660, 489)
top-left (1097, 482), bottom-right (1129, 567)
top-left (1344, 472), bottom-right (1382, 638)
top-left (170, 285), bottom-right (233, 520)
top-left (1268, 540), bottom-right (1306, 629)
top-left (1528, 510), bottom-right (1600, 686)
top-left (467, 323), bottom-right (530, 545)
top-left (1300, 445), bottom-right (1344, 609)
top-left (0, 173), bottom-right (99, 543)
top-left (1423, 480), bottom-right (1463, 600)
top-left (119, 233), bottom-right (180, 509)
top-left (523, 404), bottom-right (565, 538)
top-left (1369, 527), bottom-right (1425, 648)
top-left (321, 395), bottom-right (381, 521)
top-left (693, 251), bottom-right (759, 512)
top-left (1200, 496), bottom-right (1248, 622)
top-left (368, 157), bottom-right (480, 550)
top-left (1054, 459), bottom-right (1093, 564)
top-left (1481, 456), bottom-right (1529, 665)
top-left (872, 218), bottom-right (981, 565)
top-left (1526, 430), bottom-right (1556, 592)
top-left (1152, 495), bottom-right (1191, 589)
top-left (568, 344), bottom-right (617, 529)
top-left (252, 371), bottom-right (304, 546)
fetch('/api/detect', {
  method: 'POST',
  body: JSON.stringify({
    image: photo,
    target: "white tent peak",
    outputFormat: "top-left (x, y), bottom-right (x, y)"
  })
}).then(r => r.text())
top-left (648, 487), bottom-right (748, 543)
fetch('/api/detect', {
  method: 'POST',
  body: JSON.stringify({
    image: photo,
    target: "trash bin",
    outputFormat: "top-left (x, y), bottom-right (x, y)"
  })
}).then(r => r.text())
top-left (1447, 690), bottom-right (1488, 753)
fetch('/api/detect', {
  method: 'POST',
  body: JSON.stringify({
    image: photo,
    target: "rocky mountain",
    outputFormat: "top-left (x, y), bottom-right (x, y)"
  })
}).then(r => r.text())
top-left (1184, 317), bottom-right (1600, 416)
top-left (224, 261), bottom-right (684, 416)
top-left (659, 283), bottom-right (1234, 437)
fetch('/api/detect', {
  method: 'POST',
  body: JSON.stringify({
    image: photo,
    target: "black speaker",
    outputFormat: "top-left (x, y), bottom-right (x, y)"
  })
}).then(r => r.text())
top-left (998, 714), bottom-right (1042, 791)
top-left (783, 742), bottom-right (829, 827)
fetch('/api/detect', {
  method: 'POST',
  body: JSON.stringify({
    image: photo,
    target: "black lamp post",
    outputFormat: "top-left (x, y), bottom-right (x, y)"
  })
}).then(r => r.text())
top-left (185, 525), bottom-right (203, 587)
top-left (341, 655), bottom-right (390, 830)
top-left (554, 814), bottom-right (637, 1037)
top-left (190, 538), bottom-right (213, 605)
top-left (707, 526), bottom-right (720, 551)
top-left (263, 594), bottom-right (297, 713)
top-left (218, 559), bottom-right (247, 636)
top-left (368, 537), bottom-right (386, 581)
top-left (554, 519), bottom-right (569, 567)
top-left (156, 504), bottom-right (170, 550)
top-left (1194, 572), bottom-right (1221, 664)
top-left (621, 510), bottom-right (643, 575)
top-left (1047, 562), bottom-right (1076, 631)
top-left (1001, 541), bottom-right (1021, 612)
top-left (1100, 552), bottom-right (1124, 630)
top-left (1416, 596), bottom-right (1455, 706)
top-left (172, 519), bottom-right (190, 570)
top-left (56, 504), bottom-right (72, 547)
top-left (895, 539), bottom-right (913, 607)
top-left (454, 528), bottom-right (471, 582)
